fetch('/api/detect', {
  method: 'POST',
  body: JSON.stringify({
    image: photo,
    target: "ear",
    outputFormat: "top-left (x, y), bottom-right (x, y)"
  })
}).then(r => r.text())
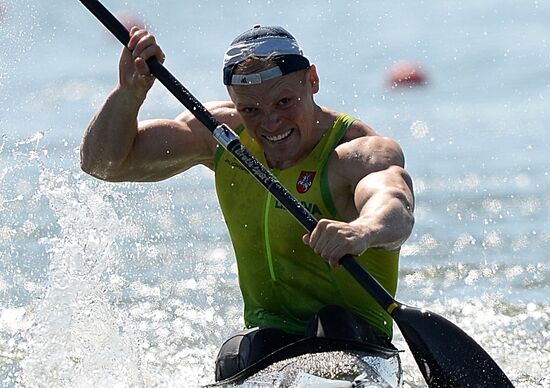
top-left (307, 64), bottom-right (320, 94)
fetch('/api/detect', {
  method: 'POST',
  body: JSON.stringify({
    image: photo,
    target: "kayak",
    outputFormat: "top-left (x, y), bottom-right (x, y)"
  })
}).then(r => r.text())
top-left (204, 339), bottom-right (402, 388)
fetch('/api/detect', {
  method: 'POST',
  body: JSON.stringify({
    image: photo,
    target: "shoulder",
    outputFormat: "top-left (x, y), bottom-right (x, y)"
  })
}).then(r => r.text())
top-left (175, 100), bottom-right (241, 129)
top-left (343, 118), bottom-right (379, 139)
top-left (335, 117), bottom-right (405, 172)
top-left (328, 120), bottom-right (406, 190)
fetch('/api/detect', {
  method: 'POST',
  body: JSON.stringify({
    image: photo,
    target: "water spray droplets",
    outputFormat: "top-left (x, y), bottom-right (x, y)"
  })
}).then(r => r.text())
top-left (410, 120), bottom-right (430, 139)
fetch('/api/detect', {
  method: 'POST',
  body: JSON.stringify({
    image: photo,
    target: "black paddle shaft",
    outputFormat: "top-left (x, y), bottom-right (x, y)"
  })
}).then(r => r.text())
top-left (79, 2), bottom-right (514, 386)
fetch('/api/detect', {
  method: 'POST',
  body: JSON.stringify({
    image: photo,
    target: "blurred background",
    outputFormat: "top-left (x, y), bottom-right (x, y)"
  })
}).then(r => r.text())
top-left (0, 0), bottom-right (548, 386)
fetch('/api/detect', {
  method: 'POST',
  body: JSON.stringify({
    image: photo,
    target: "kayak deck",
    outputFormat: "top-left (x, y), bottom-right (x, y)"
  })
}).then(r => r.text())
top-left (206, 348), bottom-right (402, 387)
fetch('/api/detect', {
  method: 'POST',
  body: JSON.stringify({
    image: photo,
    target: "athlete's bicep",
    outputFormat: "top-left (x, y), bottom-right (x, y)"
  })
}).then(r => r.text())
top-left (124, 101), bottom-right (239, 181)
top-left (114, 118), bottom-right (211, 181)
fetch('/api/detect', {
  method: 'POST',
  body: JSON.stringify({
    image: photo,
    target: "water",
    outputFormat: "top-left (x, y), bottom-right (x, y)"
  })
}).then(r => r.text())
top-left (1, 0), bottom-right (549, 386)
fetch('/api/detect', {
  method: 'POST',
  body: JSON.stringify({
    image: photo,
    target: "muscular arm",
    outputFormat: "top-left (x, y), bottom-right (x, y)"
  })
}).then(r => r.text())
top-left (80, 27), bottom-right (239, 182)
top-left (303, 135), bottom-right (414, 265)
top-left (351, 165), bottom-right (414, 250)
top-left (81, 95), bottom-right (233, 182)
top-left (80, 86), bottom-right (143, 180)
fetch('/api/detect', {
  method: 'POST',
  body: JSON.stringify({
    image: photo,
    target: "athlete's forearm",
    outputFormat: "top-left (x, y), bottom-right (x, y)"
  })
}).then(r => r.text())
top-left (80, 86), bottom-right (145, 180)
top-left (351, 164), bottom-right (415, 251)
top-left (352, 190), bottom-right (414, 251)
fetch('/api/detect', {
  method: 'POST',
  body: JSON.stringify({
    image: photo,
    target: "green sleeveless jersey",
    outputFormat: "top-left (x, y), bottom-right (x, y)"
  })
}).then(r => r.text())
top-left (214, 114), bottom-right (399, 339)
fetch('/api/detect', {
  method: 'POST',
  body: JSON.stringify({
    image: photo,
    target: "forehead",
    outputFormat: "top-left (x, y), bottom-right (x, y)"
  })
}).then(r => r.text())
top-left (228, 71), bottom-right (306, 104)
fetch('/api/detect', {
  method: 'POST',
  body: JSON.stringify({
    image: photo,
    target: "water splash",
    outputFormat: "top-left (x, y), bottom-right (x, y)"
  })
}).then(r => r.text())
top-left (18, 167), bottom-right (144, 387)
top-left (0, 133), bottom-right (242, 387)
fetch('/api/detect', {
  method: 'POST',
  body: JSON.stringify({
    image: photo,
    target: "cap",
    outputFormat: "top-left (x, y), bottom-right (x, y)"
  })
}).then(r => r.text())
top-left (223, 25), bottom-right (310, 86)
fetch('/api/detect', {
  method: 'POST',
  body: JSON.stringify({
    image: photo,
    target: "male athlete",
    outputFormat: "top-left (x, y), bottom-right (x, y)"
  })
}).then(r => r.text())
top-left (80, 25), bottom-right (415, 380)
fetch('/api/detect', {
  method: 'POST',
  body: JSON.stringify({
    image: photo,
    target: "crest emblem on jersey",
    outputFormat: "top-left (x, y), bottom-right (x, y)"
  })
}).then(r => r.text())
top-left (296, 171), bottom-right (317, 193)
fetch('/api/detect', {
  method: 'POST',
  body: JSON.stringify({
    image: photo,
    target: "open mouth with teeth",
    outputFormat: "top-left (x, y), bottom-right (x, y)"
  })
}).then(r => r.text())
top-left (264, 129), bottom-right (294, 143)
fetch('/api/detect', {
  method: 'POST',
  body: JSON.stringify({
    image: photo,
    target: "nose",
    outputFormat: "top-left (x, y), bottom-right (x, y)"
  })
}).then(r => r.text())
top-left (261, 109), bottom-right (282, 132)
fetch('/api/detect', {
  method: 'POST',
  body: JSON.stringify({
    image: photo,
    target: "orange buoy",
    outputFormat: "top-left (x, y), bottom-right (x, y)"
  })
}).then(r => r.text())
top-left (387, 60), bottom-right (427, 88)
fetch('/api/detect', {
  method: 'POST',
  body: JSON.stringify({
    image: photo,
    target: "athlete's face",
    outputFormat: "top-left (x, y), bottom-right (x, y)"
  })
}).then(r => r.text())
top-left (228, 66), bottom-right (321, 170)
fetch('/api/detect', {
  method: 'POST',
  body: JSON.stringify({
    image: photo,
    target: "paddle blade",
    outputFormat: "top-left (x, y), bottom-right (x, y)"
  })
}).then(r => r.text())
top-left (392, 305), bottom-right (514, 387)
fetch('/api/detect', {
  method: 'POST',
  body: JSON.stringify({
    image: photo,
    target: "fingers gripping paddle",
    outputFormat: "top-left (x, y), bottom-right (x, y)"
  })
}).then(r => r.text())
top-left (79, 1), bottom-right (514, 386)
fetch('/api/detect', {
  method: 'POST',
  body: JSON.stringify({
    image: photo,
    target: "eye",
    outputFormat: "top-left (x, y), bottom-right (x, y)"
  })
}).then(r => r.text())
top-left (240, 107), bottom-right (259, 115)
top-left (277, 97), bottom-right (292, 107)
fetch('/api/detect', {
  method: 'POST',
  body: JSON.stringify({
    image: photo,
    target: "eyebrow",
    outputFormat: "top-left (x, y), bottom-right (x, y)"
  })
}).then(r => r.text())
top-left (231, 74), bottom-right (305, 105)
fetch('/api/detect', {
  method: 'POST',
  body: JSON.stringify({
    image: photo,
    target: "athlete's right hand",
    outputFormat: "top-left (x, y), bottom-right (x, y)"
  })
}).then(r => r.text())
top-left (118, 26), bottom-right (166, 98)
